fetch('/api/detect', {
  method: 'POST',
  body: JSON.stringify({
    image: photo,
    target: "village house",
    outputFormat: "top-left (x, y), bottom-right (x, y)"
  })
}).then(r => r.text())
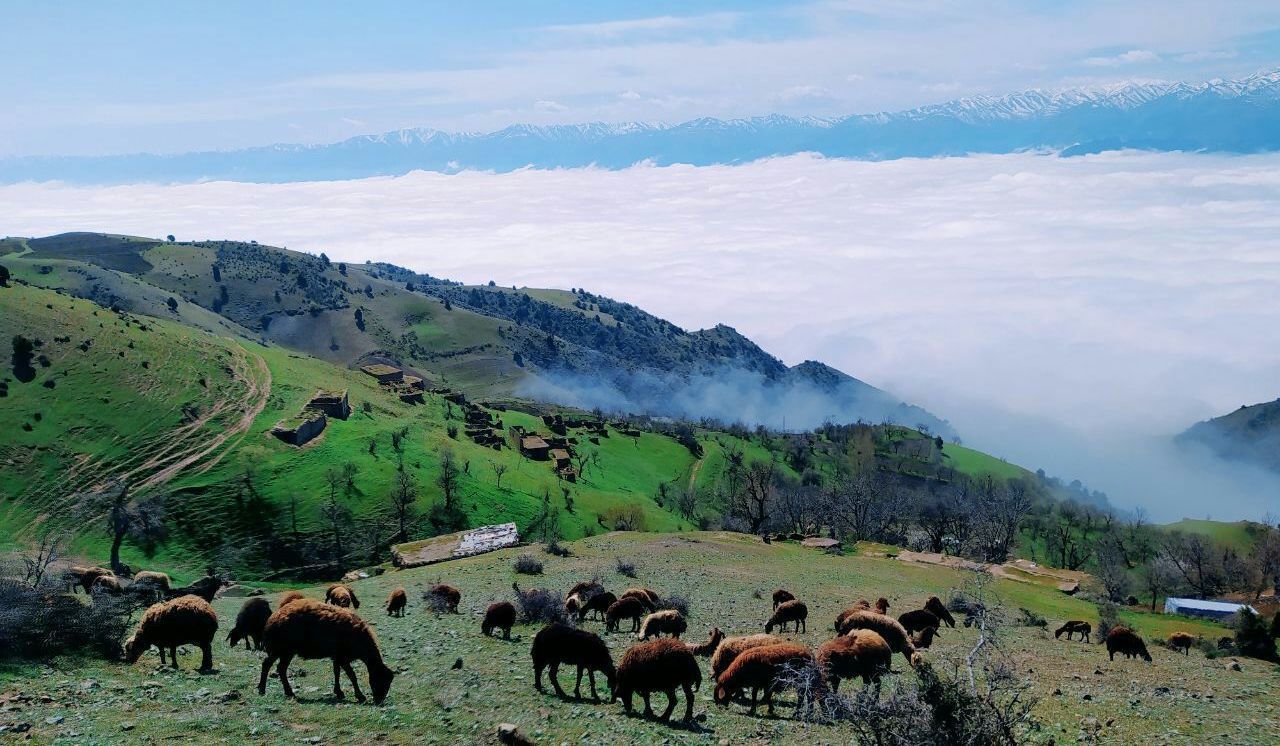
top-left (360, 363), bottom-right (404, 384)
top-left (520, 435), bottom-right (551, 460)
top-left (305, 389), bottom-right (351, 420)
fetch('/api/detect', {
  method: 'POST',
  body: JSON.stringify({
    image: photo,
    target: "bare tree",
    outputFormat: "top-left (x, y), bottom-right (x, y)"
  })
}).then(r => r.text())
top-left (320, 492), bottom-right (352, 565)
top-left (491, 461), bottom-right (509, 490)
top-left (389, 470), bottom-right (418, 542)
top-left (731, 459), bottom-right (778, 534)
top-left (98, 482), bottom-right (167, 574)
top-left (20, 527), bottom-right (67, 588)
top-left (1159, 531), bottom-right (1226, 598)
top-left (437, 448), bottom-right (462, 512)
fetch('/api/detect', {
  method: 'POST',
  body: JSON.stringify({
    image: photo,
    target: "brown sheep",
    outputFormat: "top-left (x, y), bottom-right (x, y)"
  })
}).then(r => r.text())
top-left (835, 598), bottom-right (891, 631)
top-left (91, 574), bottom-right (124, 595)
top-left (817, 630), bottom-right (892, 692)
top-left (619, 587), bottom-right (660, 610)
top-left (1055, 620), bottom-right (1092, 643)
top-left (615, 638), bottom-right (701, 722)
top-left (838, 610), bottom-right (919, 666)
top-left (710, 633), bottom-right (784, 681)
top-left (898, 609), bottom-right (942, 635)
top-left (482, 601), bottom-right (517, 639)
top-left (279, 590), bottom-right (306, 608)
top-left (875, 597), bottom-right (891, 615)
top-left (578, 591), bottom-right (617, 622)
top-left (228, 597), bottom-right (272, 651)
top-left (639, 609), bottom-right (687, 640)
top-left (606, 596), bottom-right (647, 633)
top-left (923, 596), bottom-right (956, 628)
top-left (772, 589), bottom-right (796, 610)
top-left (531, 623), bottom-right (616, 701)
top-left (385, 588), bottom-right (407, 617)
top-left (565, 593), bottom-right (583, 616)
top-left (766, 599), bottom-right (808, 633)
top-left (67, 565), bottom-right (113, 595)
top-left (1105, 627), bottom-right (1152, 662)
top-left (124, 595), bottom-right (218, 672)
top-left (912, 626), bottom-right (941, 650)
top-left (566, 580), bottom-right (604, 601)
top-left (713, 642), bottom-right (817, 716)
top-left (428, 583), bottom-right (462, 613)
top-left (132, 571), bottom-right (172, 601)
top-left (324, 584), bottom-right (360, 609)
top-left (258, 599), bottom-right (395, 704)
top-left (1169, 631), bottom-right (1195, 656)
top-left (686, 627), bottom-right (724, 657)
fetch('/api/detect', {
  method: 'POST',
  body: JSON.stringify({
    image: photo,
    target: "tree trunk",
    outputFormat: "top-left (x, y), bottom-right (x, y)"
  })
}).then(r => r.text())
top-left (110, 529), bottom-right (127, 575)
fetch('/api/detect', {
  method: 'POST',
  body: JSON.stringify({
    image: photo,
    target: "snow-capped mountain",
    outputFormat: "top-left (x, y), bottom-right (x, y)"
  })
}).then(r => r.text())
top-left (5, 70), bottom-right (1279, 184)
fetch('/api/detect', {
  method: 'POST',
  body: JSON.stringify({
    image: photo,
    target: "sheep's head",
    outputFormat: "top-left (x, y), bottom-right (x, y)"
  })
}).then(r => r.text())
top-left (123, 633), bottom-right (146, 663)
top-left (227, 629), bottom-right (244, 648)
top-left (370, 663), bottom-right (395, 705)
top-left (713, 683), bottom-right (734, 706)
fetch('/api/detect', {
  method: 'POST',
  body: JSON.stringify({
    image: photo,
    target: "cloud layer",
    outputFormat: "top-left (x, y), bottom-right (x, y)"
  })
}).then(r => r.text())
top-left (4, 151), bottom-right (1279, 519)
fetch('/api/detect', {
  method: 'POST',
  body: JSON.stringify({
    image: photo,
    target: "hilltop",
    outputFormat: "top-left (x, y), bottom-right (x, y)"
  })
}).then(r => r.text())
top-left (1179, 398), bottom-right (1280, 474)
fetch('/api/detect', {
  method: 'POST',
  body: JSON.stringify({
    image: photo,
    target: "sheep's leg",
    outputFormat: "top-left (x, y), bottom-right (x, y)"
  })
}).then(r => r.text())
top-left (748, 687), bottom-right (758, 715)
top-left (258, 655), bottom-right (277, 695)
top-left (1109, 650), bottom-right (1115, 661)
top-left (800, 619), bottom-right (806, 633)
top-left (681, 681), bottom-right (694, 723)
top-left (503, 625), bottom-right (510, 640)
top-left (659, 688), bottom-right (676, 721)
top-left (170, 647), bottom-right (180, 669)
top-left (156, 646), bottom-right (166, 666)
top-left (641, 691), bottom-right (654, 717)
top-left (343, 661), bottom-right (365, 702)
top-left (588, 669), bottom-right (599, 702)
top-left (549, 662), bottom-right (567, 698)
top-left (199, 642), bottom-right (213, 672)
top-left (534, 663), bottom-right (545, 692)
top-left (332, 660), bottom-right (346, 700)
top-left (574, 666), bottom-right (584, 699)
top-left (832, 676), bottom-right (842, 694)
top-left (277, 654), bottom-right (296, 698)
top-left (763, 686), bottom-right (775, 716)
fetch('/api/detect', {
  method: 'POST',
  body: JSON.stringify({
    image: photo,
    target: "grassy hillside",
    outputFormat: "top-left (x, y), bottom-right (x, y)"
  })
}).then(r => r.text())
top-left (0, 532), bottom-right (1269, 745)
top-left (1180, 398), bottom-right (1280, 474)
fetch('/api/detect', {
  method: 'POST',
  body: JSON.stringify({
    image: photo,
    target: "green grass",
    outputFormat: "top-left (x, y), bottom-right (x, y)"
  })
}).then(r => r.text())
top-left (941, 442), bottom-right (1030, 480)
top-left (0, 532), bottom-right (1271, 745)
top-left (1160, 519), bottom-right (1262, 552)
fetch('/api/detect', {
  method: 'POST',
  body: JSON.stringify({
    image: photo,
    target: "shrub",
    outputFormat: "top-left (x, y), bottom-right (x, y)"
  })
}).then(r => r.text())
top-left (422, 588), bottom-right (452, 614)
top-left (513, 584), bottom-right (565, 624)
top-left (1095, 601), bottom-right (1122, 643)
top-left (615, 558), bottom-right (637, 578)
top-left (544, 542), bottom-right (571, 557)
top-left (658, 593), bottom-right (690, 617)
top-left (1234, 609), bottom-right (1278, 662)
top-left (1014, 608), bottom-right (1047, 628)
top-left (513, 555), bottom-right (543, 575)
top-left (599, 505), bottom-right (646, 532)
top-left (0, 580), bottom-right (136, 660)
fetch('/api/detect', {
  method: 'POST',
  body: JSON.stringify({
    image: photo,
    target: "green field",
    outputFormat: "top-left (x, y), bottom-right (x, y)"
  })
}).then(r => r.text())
top-left (0, 532), bottom-right (1269, 745)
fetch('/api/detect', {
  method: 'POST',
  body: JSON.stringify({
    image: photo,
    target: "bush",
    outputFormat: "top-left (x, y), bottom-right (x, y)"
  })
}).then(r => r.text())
top-left (1234, 609), bottom-right (1278, 662)
top-left (513, 555), bottom-right (543, 575)
top-left (1095, 601), bottom-right (1122, 643)
top-left (1014, 607), bottom-right (1047, 628)
top-left (658, 593), bottom-right (690, 617)
top-left (0, 580), bottom-right (136, 660)
top-left (513, 584), bottom-right (565, 625)
top-left (615, 558), bottom-right (637, 578)
top-left (421, 588), bottom-right (452, 614)
top-left (599, 505), bottom-right (646, 532)
top-left (544, 542), bottom-right (571, 557)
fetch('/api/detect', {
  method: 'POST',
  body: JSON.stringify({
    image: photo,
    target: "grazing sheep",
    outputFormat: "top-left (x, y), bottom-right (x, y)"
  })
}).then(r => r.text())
top-left (169, 575), bottom-right (225, 603)
top-left (124, 595), bottom-right (218, 671)
top-left (566, 580), bottom-right (604, 602)
top-left (713, 642), bottom-right (817, 716)
top-left (923, 596), bottom-right (956, 628)
top-left (639, 609), bottom-right (687, 640)
top-left (578, 591), bottom-right (617, 622)
top-left (279, 590), bottom-right (306, 608)
top-left (325, 584), bottom-right (360, 609)
top-left (835, 599), bottom-right (891, 631)
top-left (837, 610), bottom-right (919, 666)
top-left (132, 571), bottom-right (172, 601)
top-left (615, 638), bottom-right (701, 722)
top-left (765, 600), bottom-right (808, 633)
top-left (228, 597), bottom-right (272, 651)
top-left (67, 566), bottom-right (114, 595)
top-left (772, 589), bottom-right (796, 610)
top-left (385, 588), bottom-right (407, 617)
top-left (710, 633), bottom-right (784, 681)
top-left (565, 593), bottom-right (584, 616)
top-left (620, 587), bottom-right (660, 610)
top-left (531, 623), bottom-right (616, 701)
top-left (606, 597), bottom-right (647, 633)
top-left (912, 626), bottom-right (941, 650)
top-left (875, 598), bottom-right (890, 615)
top-left (1105, 627), bottom-right (1152, 662)
top-left (1169, 631), bottom-right (1195, 656)
top-left (1054, 620), bottom-right (1092, 643)
top-left (91, 574), bottom-right (124, 595)
top-left (482, 601), bottom-right (517, 639)
top-left (258, 599), bottom-right (395, 704)
top-left (686, 627), bottom-right (725, 657)
top-left (428, 583), bottom-right (462, 613)
top-left (898, 609), bottom-right (942, 635)
top-left (816, 630), bottom-right (892, 692)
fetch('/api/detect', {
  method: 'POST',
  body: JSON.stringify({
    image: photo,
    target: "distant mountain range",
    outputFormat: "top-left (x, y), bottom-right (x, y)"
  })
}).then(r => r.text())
top-left (1180, 398), bottom-right (1280, 474)
top-left (5, 70), bottom-right (1280, 184)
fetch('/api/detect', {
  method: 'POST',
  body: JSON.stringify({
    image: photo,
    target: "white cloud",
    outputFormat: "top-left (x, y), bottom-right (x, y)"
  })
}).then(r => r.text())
top-left (540, 12), bottom-right (739, 39)
top-left (618, 90), bottom-right (642, 101)
top-left (779, 85), bottom-right (833, 103)
top-left (1083, 48), bottom-right (1160, 67)
top-left (1178, 49), bottom-right (1238, 62)
top-left (533, 99), bottom-right (567, 113)
top-left (3, 151), bottom-right (1280, 519)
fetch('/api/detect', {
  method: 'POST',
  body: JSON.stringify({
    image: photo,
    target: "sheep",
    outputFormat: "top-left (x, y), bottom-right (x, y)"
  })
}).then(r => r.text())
top-left (816, 630), bottom-right (892, 692)
top-left (279, 590), bottom-right (306, 608)
top-left (324, 584), bottom-right (360, 609)
top-left (578, 591), bottom-right (617, 622)
top-left (1054, 620), bottom-right (1092, 643)
top-left (615, 638), bottom-right (701, 722)
top-left (1169, 631), bottom-right (1196, 656)
top-left (686, 627), bottom-right (724, 657)
top-left (606, 596), bottom-right (647, 633)
top-left (837, 610), bottom-right (919, 667)
top-left (124, 595), bottom-right (218, 672)
top-left (639, 609), bottom-right (687, 640)
top-left (531, 623), bottom-right (616, 702)
top-left (835, 599), bottom-right (891, 631)
top-left (875, 598), bottom-right (891, 615)
top-left (257, 599), bottom-right (395, 704)
top-left (228, 597), bottom-right (272, 651)
top-left (566, 580), bottom-right (604, 602)
top-left (713, 642), bottom-right (817, 716)
top-left (766, 599), bottom-right (808, 633)
top-left (923, 596), bottom-right (956, 628)
top-left (898, 609), bottom-right (942, 635)
top-left (710, 633), bottom-right (784, 681)
top-left (67, 565), bottom-right (113, 595)
top-left (132, 571), bottom-right (172, 602)
top-left (772, 589), bottom-right (796, 610)
top-left (91, 574), bottom-right (124, 595)
top-left (565, 593), bottom-right (584, 616)
top-left (170, 575), bottom-right (225, 603)
top-left (912, 626), bottom-right (941, 650)
top-left (619, 587), bottom-right (660, 610)
top-left (428, 583), bottom-right (461, 613)
top-left (1105, 627), bottom-right (1152, 662)
top-left (482, 601), bottom-right (517, 639)
top-left (386, 588), bottom-right (407, 617)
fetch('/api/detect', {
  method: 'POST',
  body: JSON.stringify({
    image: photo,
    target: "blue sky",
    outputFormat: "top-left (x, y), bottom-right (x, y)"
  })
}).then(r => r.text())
top-left (5, 0), bottom-right (1280, 156)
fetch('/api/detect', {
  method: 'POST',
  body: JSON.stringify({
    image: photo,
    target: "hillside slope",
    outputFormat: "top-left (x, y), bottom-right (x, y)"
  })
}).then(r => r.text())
top-left (1179, 398), bottom-right (1280, 473)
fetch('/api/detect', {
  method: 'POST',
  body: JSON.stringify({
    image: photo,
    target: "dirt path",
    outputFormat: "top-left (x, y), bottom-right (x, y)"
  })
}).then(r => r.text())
top-left (687, 457), bottom-right (704, 494)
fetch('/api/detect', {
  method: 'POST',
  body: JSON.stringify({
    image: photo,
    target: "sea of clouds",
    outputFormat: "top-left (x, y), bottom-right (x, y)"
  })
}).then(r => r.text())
top-left (4, 151), bottom-right (1279, 520)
